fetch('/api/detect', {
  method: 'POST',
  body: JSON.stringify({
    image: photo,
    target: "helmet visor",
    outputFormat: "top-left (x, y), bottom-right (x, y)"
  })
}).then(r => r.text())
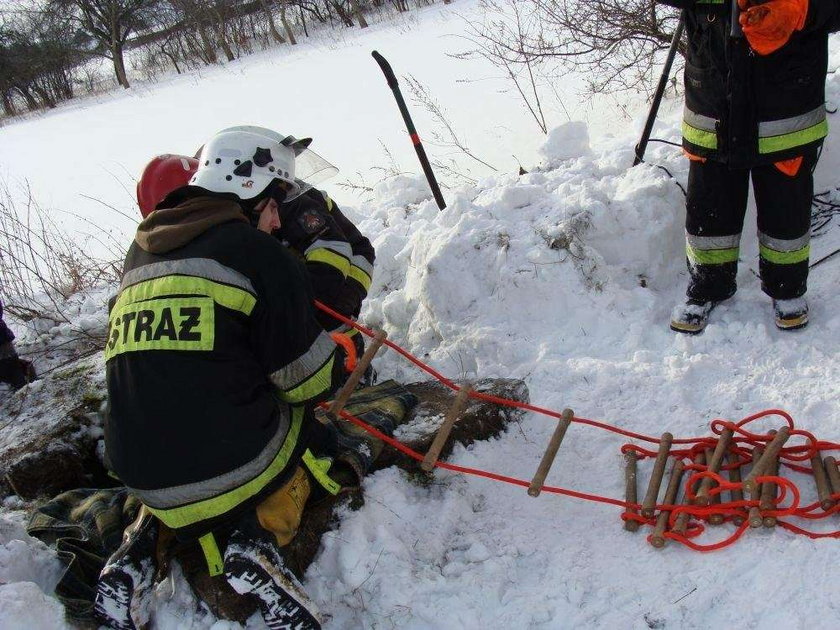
top-left (289, 147), bottom-right (339, 201)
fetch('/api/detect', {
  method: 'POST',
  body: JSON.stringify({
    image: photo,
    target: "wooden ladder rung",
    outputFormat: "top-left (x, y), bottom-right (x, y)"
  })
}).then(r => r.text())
top-left (527, 408), bottom-right (574, 497)
top-left (420, 384), bottom-right (473, 472)
top-left (325, 330), bottom-right (387, 423)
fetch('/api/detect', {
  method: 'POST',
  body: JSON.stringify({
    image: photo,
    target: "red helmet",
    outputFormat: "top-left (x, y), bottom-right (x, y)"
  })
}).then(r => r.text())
top-left (136, 154), bottom-right (199, 218)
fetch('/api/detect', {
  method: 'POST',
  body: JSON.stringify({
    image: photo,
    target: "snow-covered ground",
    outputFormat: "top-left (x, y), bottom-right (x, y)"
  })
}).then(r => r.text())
top-left (1, 1), bottom-right (839, 629)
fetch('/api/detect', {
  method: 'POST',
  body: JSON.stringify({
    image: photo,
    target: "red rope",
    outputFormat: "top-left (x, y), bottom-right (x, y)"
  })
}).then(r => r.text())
top-left (315, 301), bottom-right (840, 550)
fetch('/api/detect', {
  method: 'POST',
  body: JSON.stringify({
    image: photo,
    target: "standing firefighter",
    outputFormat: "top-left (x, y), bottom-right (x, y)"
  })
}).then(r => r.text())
top-left (662, 0), bottom-right (840, 333)
top-left (98, 126), bottom-right (355, 630)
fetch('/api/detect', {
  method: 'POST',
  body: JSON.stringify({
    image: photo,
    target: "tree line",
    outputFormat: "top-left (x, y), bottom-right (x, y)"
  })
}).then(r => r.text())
top-left (0, 0), bottom-right (451, 117)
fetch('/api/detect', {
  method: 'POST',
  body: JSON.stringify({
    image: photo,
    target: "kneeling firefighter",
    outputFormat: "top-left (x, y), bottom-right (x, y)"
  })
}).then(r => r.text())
top-left (98, 126), bottom-right (372, 630)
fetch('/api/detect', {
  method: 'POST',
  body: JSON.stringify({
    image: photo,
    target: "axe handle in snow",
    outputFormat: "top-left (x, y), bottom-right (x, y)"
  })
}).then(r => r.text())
top-left (372, 50), bottom-right (447, 210)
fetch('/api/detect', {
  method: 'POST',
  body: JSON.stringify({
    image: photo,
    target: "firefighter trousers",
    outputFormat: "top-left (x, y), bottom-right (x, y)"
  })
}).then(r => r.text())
top-left (684, 146), bottom-right (817, 302)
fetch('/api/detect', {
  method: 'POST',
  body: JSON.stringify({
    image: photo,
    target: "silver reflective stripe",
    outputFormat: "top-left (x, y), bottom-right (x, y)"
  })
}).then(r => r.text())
top-left (304, 238), bottom-right (353, 259)
top-left (683, 107), bottom-right (717, 132)
top-left (121, 258), bottom-right (255, 295)
top-left (759, 106), bottom-right (826, 138)
top-left (269, 330), bottom-right (334, 390)
top-left (131, 407), bottom-right (291, 508)
top-left (351, 254), bottom-right (374, 276)
top-left (758, 231), bottom-right (810, 252)
top-left (685, 232), bottom-right (741, 250)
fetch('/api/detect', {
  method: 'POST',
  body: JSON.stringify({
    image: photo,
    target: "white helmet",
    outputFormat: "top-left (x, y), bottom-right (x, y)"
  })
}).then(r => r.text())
top-left (190, 126), bottom-right (300, 202)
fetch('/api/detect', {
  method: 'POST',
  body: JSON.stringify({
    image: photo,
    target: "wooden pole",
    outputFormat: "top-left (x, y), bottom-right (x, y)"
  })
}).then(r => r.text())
top-left (760, 457), bottom-right (780, 528)
top-left (694, 428), bottom-right (734, 506)
top-left (527, 408), bottom-right (575, 497)
top-left (748, 445), bottom-right (765, 528)
top-left (326, 330), bottom-right (387, 422)
top-left (824, 456), bottom-right (840, 499)
top-left (703, 448), bottom-right (724, 525)
top-left (650, 459), bottom-right (685, 549)
top-left (623, 452), bottom-right (641, 532)
top-left (727, 452), bottom-right (746, 526)
top-left (641, 432), bottom-right (674, 519)
top-left (743, 426), bottom-right (790, 494)
top-left (673, 452), bottom-right (705, 536)
top-left (420, 384), bottom-right (473, 472)
top-left (811, 453), bottom-right (835, 511)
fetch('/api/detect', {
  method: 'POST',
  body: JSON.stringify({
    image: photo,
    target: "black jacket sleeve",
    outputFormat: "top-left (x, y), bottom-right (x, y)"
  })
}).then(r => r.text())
top-left (805, 0), bottom-right (840, 32)
top-left (248, 234), bottom-right (343, 405)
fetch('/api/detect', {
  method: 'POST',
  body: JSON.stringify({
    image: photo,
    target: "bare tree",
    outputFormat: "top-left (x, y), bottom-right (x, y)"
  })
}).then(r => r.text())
top-left (461, 0), bottom-right (682, 102)
top-left (47, 0), bottom-right (164, 88)
top-left (0, 10), bottom-right (83, 113)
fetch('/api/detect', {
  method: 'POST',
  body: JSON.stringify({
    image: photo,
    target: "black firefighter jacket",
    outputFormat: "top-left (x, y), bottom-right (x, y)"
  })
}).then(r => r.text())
top-left (658, 0), bottom-right (840, 167)
top-left (104, 196), bottom-right (343, 538)
top-left (276, 188), bottom-right (375, 331)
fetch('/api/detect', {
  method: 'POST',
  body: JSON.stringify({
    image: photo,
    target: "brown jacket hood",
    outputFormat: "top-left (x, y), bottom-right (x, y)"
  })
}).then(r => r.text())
top-left (135, 197), bottom-right (248, 254)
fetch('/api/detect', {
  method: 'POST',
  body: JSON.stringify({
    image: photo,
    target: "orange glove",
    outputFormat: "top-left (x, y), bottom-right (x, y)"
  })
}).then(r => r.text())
top-left (738, 0), bottom-right (808, 56)
top-left (329, 332), bottom-right (358, 373)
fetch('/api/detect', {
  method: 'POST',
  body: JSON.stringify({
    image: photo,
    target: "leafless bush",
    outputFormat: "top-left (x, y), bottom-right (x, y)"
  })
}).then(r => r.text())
top-left (457, 0), bottom-right (683, 125)
top-left (0, 180), bottom-right (123, 329)
top-left (405, 74), bottom-right (498, 178)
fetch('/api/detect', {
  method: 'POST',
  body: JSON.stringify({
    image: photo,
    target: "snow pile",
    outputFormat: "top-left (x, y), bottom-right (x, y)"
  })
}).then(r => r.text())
top-left (361, 136), bottom-right (686, 384)
top-left (0, 4), bottom-right (837, 629)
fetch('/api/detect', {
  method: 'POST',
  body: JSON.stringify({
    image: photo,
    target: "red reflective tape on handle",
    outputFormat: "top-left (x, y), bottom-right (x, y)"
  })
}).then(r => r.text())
top-left (410, 133), bottom-right (421, 145)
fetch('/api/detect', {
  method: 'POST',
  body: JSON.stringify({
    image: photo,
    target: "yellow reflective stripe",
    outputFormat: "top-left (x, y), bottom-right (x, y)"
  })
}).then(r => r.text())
top-left (758, 120), bottom-right (828, 154)
top-left (306, 248), bottom-right (351, 276)
top-left (145, 408), bottom-right (303, 529)
top-left (759, 243), bottom-right (810, 265)
top-left (105, 296), bottom-right (215, 360)
top-left (348, 265), bottom-right (372, 291)
top-left (302, 449), bottom-right (340, 495)
top-left (324, 194), bottom-right (334, 212)
top-left (115, 276), bottom-right (256, 315)
top-left (198, 533), bottom-right (224, 576)
top-left (682, 121), bottom-right (718, 149)
top-left (280, 357), bottom-right (335, 404)
top-left (686, 244), bottom-right (739, 265)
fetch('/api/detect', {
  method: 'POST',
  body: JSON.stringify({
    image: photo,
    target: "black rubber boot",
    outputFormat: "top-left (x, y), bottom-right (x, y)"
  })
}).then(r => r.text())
top-left (224, 514), bottom-right (322, 630)
top-left (94, 511), bottom-right (158, 630)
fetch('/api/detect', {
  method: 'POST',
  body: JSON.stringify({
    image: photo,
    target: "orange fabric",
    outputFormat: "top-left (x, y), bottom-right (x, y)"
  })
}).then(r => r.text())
top-left (773, 156), bottom-right (804, 176)
top-left (739, 0), bottom-right (808, 56)
top-left (683, 149), bottom-right (707, 163)
top-left (329, 332), bottom-right (358, 373)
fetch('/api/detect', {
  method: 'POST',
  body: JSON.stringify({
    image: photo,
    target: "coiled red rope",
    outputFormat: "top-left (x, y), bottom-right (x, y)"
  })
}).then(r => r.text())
top-left (315, 301), bottom-right (840, 551)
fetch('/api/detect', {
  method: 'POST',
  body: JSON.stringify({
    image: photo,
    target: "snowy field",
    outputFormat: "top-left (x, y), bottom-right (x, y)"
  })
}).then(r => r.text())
top-left (0, 0), bottom-right (628, 257)
top-left (1, 1), bottom-right (839, 629)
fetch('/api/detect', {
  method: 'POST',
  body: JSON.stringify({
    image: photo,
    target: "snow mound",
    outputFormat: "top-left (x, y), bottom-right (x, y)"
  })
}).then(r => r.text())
top-left (539, 120), bottom-right (592, 163)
